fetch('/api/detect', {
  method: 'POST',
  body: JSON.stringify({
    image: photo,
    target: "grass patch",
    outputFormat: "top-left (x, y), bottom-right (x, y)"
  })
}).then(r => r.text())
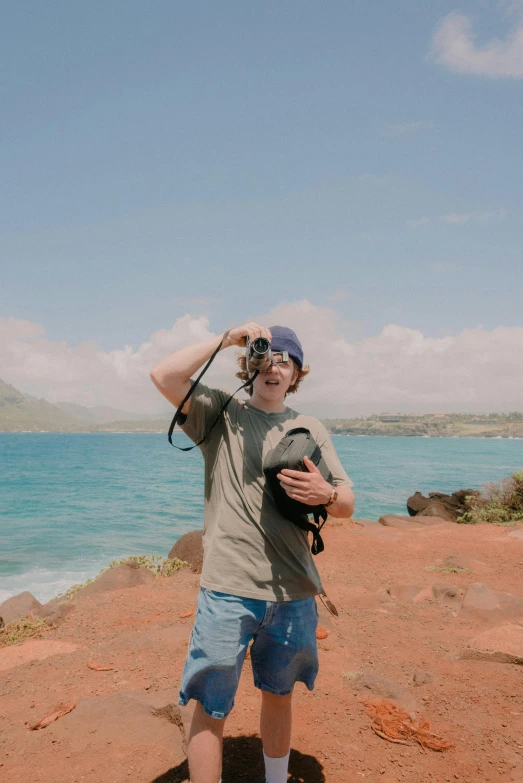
top-left (58, 555), bottom-right (189, 601)
top-left (107, 554), bottom-right (188, 577)
top-left (457, 470), bottom-right (523, 525)
top-left (425, 564), bottom-right (470, 575)
top-left (0, 614), bottom-right (49, 647)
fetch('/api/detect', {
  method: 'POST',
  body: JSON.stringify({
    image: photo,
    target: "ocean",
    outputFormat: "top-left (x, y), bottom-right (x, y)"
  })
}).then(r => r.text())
top-left (1, 432), bottom-right (523, 603)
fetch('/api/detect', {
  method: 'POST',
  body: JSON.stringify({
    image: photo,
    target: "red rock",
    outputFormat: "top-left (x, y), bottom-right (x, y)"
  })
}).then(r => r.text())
top-left (378, 514), bottom-right (449, 529)
top-left (462, 624), bottom-right (523, 664)
top-left (316, 626), bottom-right (329, 640)
top-left (169, 530), bottom-right (203, 573)
top-left (78, 563), bottom-right (155, 598)
top-left (0, 591), bottom-right (42, 626)
top-left (0, 640), bottom-right (80, 672)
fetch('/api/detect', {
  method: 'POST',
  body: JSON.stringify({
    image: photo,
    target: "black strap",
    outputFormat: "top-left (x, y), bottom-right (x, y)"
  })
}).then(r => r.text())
top-left (168, 332), bottom-right (258, 451)
top-left (310, 507), bottom-right (328, 555)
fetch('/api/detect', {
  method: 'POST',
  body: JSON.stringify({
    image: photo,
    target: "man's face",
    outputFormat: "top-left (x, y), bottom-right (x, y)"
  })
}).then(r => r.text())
top-left (251, 353), bottom-right (298, 401)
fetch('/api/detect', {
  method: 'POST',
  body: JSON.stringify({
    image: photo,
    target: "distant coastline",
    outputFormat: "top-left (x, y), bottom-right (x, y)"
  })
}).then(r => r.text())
top-left (2, 377), bottom-right (523, 437)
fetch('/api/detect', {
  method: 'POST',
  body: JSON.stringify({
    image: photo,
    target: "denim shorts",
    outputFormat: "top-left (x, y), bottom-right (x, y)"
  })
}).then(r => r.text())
top-left (178, 588), bottom-right (319, 719)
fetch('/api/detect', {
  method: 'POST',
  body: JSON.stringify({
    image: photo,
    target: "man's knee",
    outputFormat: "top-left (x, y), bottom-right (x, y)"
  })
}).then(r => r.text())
top-left (189, 701), bottom-right (227, 738)
top-left (261, 691), bottom-right (293, 707)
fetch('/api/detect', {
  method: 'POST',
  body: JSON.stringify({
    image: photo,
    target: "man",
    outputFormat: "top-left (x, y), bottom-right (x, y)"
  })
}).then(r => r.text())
top-left (150, 322), bottom-right (354, 783)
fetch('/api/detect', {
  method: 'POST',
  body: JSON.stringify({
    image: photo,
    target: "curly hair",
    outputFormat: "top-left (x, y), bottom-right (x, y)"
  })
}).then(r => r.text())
top-left (235, 354), bottom-right (310, 397)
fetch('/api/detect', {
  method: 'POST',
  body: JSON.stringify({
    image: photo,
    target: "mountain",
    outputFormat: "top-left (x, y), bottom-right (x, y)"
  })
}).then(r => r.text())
top-left (0, 379), bottom-right (92, 432)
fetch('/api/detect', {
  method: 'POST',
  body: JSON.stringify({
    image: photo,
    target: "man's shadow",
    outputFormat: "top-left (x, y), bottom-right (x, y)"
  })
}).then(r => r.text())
top-left (151, 734), bottom-right (325, 783)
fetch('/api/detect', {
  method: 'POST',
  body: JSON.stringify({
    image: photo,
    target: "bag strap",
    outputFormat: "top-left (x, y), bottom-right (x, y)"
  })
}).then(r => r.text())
top-left (168, 331), bottom-right (258, 451)
top-left (311, 507), bottom-right (328, 555)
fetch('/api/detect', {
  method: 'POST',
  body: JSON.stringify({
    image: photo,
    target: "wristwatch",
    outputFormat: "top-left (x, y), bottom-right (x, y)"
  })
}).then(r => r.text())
top-left (324, 488), bottom-right (338, 507)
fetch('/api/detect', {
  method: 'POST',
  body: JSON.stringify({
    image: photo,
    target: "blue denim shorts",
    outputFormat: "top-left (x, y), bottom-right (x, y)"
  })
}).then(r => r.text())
top-left (178, 588), bottom-right (319, 719)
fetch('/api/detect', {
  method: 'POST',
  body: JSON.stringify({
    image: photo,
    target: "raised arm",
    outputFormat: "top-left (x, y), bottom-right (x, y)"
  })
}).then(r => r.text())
top-left (149, 322), bottom-right (272, 411)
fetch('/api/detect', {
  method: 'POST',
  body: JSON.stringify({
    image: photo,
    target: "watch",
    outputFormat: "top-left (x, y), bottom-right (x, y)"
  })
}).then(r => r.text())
top-left (324, 488), bottom-right (338, 507)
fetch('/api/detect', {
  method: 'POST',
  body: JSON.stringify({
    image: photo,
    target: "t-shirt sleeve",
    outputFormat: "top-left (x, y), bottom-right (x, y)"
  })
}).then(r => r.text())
top-left (315, 424), bottom-right (353, 488)
top-left (178, 382), bottom-right (230, 446)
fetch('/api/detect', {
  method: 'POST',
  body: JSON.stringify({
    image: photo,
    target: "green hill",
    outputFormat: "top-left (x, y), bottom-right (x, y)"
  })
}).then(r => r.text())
top-left (0, 379), bottom-right (93, 432)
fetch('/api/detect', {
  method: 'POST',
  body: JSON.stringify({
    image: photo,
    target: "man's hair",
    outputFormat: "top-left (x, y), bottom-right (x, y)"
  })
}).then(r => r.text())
top-left (235, 354), bottom-right (310, 397)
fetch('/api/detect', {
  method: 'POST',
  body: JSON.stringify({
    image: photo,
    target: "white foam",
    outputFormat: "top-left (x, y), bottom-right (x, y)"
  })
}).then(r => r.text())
top-left (0, 562), bottom-right (105, 604)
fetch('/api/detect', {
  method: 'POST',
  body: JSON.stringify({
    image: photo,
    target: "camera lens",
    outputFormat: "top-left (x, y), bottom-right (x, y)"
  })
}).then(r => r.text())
top-left (252, 338), bottom-right (269, 354)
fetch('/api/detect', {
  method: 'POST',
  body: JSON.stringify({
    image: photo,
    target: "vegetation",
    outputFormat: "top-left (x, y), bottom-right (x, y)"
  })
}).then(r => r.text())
top-left (59, 555), bottom-right (188, 600)
top-left (425, 564), bottom-right (470, 575)
top-left (324, 412), bottom-right (523, 438)
top-left (3, 376), bottom-right (523, 436)
top-left (457, 470), bottom-right (523, 525)
top-left (0, 614), bottom-right (49, 647)
top-left (106, 554), bottom-right (188, 576)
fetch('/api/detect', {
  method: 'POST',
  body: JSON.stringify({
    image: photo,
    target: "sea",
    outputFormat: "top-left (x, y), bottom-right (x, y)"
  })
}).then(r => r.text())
top-left (1, 432), bottom-right (523, 604)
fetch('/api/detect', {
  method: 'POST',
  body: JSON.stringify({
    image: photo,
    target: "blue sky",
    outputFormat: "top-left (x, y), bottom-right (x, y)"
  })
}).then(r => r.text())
top-left (1, 2), bottom-right (522, 413)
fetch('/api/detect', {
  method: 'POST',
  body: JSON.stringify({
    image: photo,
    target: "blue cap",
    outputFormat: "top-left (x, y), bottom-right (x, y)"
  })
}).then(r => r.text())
top-left (269, 326), bottom-right (304, 368)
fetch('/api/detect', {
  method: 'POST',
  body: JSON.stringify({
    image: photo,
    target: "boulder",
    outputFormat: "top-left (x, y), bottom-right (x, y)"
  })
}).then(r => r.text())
top-left (378, 514), bottom-right (448, 529)
top-left (406, 489), bottom-right (479, 520)
top-left (168, 530), bottom-right (204, 573)
top-left (378, 515), bottom-right (424, 529)
top-left (431, 583), bottom-right (464, 611)
top-left (0, 591), bottom-right (42, 626)
top-left (381, 584), bottom-right (425, 603)
top-left (461, 624), bottom-right (523, 664)
top-left (460, 582), bottom-right (523, 623)
top-left (418, 501), bottom-right (457, 522)
top-left (46, 689), bottom-right (186, 775)
top-left (36, 597), bottom-right (75, 626)
top-left (77, 562), bottom-right (155, 598)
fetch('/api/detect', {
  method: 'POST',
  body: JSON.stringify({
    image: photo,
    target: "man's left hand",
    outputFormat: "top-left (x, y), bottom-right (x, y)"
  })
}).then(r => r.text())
top-left (277, 456), bottom-right (333, 506)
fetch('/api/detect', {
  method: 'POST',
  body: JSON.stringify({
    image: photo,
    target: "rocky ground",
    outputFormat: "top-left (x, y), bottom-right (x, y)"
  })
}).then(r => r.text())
top-left (1, 517), bottom-right (523, 783)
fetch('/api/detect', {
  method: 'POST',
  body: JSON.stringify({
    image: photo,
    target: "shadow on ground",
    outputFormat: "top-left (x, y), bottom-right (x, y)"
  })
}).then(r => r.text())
top-left (151, 734), bottom-right (325, 782)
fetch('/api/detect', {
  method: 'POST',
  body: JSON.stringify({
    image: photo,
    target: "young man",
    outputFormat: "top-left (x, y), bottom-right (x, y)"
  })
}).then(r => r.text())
top-left (150, 322), bottom-right (354, 783)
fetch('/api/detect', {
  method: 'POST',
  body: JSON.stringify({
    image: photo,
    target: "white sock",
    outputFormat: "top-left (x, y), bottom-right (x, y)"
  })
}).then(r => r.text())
top-left (263, 750), bottom-right (290, 783)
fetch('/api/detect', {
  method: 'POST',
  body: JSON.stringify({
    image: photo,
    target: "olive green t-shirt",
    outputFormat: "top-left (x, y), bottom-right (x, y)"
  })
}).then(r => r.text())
top-left (180, 383), bottom-right (353, 601)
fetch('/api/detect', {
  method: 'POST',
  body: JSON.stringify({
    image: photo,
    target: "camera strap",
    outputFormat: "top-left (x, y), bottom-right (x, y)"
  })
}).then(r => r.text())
top-left (168, 332), bottom-right (259, 451)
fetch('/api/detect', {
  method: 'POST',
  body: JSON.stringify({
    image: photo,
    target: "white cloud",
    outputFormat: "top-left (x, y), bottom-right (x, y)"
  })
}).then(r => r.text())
top-left (430, 11), bottom-right (523, 77)
top-left (408, 217), bottom-right (430, 228)
top-left (2, 304), bottom-right (523, 415)
top-left (442, 208), bottom-right (506, 224)
top-left (0, 315), bottom-right (236, 415)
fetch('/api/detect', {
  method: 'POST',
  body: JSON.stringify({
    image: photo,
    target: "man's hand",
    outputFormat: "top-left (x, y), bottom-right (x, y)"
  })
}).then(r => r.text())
top-left (277, 456), bottom-right (333, 506)
top-left (225, 322), bottom-right (272, 349)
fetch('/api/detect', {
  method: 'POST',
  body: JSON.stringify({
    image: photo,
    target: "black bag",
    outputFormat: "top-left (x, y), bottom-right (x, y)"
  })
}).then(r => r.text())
top-left (263, 427), bottom-right (334, 555)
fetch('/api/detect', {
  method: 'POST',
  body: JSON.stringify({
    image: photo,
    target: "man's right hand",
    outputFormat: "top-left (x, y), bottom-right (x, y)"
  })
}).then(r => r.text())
top-left (225, 322), bottom-right (272, 348)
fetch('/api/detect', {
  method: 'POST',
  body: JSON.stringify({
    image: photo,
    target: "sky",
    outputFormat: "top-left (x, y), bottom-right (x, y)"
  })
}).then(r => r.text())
top-left (1, 1), bottom-right (522, 415)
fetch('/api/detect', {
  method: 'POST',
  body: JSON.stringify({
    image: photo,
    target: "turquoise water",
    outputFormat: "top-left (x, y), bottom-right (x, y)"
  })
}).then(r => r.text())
top-left (1, 433), bottom-right (523, 603)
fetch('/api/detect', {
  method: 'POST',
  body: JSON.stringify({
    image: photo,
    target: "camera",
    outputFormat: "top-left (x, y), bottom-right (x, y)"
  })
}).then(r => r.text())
top-left (245, 338), bottom-right (289, 373)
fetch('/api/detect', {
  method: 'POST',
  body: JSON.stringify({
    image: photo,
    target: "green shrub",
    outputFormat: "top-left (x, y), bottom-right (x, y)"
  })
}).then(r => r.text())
top-left (0, 614), bottom-right (49, 647)
top-left (107, 554), bottom-right (188, 576)
top-left (425, 564), bottom-right (470, 574)
top-left (457, 471), bottom-right (523, 525)
top-left (58, 554), bottom-right (189, 600)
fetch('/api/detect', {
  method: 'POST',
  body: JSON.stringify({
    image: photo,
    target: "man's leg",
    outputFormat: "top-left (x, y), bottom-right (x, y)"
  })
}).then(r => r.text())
top-left (260, 691), bottom-right (292, 783)
top-left (187, 701), bottom-right (226, 783)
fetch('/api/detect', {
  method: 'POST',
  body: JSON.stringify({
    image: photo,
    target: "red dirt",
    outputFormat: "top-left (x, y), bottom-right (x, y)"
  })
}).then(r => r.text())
top-left (1, 520), bottom-right (523, 782)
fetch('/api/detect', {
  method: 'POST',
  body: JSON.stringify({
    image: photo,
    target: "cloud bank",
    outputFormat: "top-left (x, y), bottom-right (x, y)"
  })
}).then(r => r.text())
top-left (2, 302), bottom-right (523, 416)
top-left (430, 11), bottom-right (523, 78)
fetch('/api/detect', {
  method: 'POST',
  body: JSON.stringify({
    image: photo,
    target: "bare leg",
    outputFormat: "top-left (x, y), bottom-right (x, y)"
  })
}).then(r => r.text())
top-left (260, 691), bottom-right (292, 758)
top-left (187, 701), bottom-right (226, 783)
